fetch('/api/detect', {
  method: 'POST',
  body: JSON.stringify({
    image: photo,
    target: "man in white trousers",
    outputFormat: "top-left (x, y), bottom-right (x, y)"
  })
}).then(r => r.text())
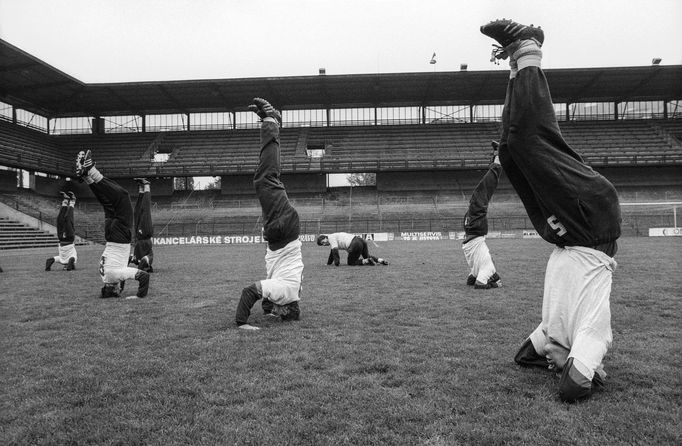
top-left (76, 150), bottom-right (150, 299)
top-left (462, 141), bottom-right (502, 289)
top-left (316, 232), bottom-right (389, 266)
top-left (234, 98), bottom-right (303, 330)
top-left (481, 18), bottom-right (622, 402)
top-left (45, 191), bottom-right (77, 272)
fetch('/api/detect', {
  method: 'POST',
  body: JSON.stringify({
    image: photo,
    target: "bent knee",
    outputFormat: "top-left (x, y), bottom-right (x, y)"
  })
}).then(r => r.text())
top-left (514, 338), bottom-right (549, 368)
top-left (242, 283), bottom-right (260, 298)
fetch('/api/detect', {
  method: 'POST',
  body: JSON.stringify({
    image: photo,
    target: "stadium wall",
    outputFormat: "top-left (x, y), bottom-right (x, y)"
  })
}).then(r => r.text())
top-left (378, 171), bottom-right (461, 191)
top-left (0, 170), bottom-right (16, 192)
top-left (221, 173), bottom-right (326, 195)
top-left (376, 166), bottom-right (681, 201)
top-left (598, 166), bottom-right (682, 200)
top-left (598, 166), bottom-right (682, 186)
top-left (376, 169), bottom-right (516, 197)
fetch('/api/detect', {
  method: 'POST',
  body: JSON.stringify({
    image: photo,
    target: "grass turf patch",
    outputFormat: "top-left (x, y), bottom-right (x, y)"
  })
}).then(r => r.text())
top-left (1, 237), bottom-right (680, 445)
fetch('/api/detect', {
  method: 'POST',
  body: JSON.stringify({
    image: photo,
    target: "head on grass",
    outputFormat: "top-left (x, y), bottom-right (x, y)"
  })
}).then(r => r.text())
top-left (544, 342), bottom-right (570, 371)
top-left (101, 282), bottom-right (122, 298)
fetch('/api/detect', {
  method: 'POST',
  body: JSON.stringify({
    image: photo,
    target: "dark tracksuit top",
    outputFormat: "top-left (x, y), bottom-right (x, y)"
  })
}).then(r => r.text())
top-left (89, 177), bottom-right (134, 244)
top-left (499, 66), bottom-right (621, 256)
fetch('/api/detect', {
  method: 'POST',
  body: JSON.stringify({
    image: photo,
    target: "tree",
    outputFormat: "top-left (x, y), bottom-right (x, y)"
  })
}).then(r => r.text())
top-left (204, 176), bottom-right (221, 190)
top-left (173, 177), bottom-right (194, 191)
top-left (346, 172), bottom-right (376, 186)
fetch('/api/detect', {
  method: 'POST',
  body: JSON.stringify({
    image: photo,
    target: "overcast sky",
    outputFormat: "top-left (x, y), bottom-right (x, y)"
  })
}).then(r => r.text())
top-left (1, 0), bottom-right (681, 83)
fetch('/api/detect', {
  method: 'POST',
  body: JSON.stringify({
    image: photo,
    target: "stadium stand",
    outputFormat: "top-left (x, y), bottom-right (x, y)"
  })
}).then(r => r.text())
top-left (3, 119), bottom-right (680, 180)
top-left (308, 123), bottom-right (501, 170)
top-left (651, 119), bottom-right (682, 145)
top-left (153, 128), bottom-right (301, 176)
top-left (0, 119), bottom-right (68, 174)
top-left (1, 37), bottom-right (681, 245)
top-left (561, 120), bottom-right (681, 165)
top-left (52, 132), bottom-right (158, 177)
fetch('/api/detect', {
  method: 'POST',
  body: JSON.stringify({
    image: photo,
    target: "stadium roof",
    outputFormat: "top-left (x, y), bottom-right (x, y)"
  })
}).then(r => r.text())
top-left (2, 38), bottom-right (682, 119)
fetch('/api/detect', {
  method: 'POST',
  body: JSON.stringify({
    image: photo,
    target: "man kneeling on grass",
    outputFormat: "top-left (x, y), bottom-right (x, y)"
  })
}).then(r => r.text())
top-left (316, 232), bottom-right (388, 266)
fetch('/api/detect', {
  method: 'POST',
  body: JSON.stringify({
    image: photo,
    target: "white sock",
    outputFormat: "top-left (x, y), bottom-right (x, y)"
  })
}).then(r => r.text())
top-left (85, 166), bottom-right (103, 184)
top-left (513, 39), bottom-right (542, 71)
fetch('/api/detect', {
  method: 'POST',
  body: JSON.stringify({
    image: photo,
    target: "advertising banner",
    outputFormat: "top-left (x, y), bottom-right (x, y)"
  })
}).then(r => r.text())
top-left (648, 227), bottom-right (682, 237)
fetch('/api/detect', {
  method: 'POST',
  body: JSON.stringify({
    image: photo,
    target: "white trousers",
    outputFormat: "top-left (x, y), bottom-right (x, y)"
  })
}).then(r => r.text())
top-left (462, 236), bottom-right (496, 284)
top-left (54, 243), bottom-right (77, 264)
top-left (529, 246), bottom-right (616, 379)
top-left (260, 239), bottom-right (303, 305)
top-left (100, 242), bottom-right (138, 283)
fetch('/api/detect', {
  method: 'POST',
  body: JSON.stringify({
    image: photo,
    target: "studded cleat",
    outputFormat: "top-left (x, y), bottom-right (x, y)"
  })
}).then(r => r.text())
top-left (75, 150), bottom-right (94, 178)
top-left (490, 140), bottom-right (500, 164)
top-left (480, 19), bottom-right (544, 48)
top-left (248, 98), bottom-right (282, 125)
top-left (481, 19), bottom-right (544, 62)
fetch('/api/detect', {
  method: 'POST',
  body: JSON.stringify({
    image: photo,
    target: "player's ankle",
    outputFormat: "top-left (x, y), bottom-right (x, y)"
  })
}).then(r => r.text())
top-left (513, 39), bottom-right (542, 71)
top-left (85, 166), bottom-right (103, 184)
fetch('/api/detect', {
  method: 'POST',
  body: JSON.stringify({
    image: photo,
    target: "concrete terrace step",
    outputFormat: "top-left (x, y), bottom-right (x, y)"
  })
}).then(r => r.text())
top-left (0, 215), bottom-right (63, 250)
top-left (0, 227), bottom-right (56, 233)
top-left (0, 241), bottom-right (56, 249)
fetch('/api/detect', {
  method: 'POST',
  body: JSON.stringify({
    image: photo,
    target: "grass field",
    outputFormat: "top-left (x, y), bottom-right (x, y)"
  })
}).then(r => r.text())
top-left (1, 237), bottom-right (680, 445)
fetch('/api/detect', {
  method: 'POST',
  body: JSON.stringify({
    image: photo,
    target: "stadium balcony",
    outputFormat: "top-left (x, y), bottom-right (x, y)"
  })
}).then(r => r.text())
top-left (561, 120), bottom-right (682, 166)
top-left (2, 118), bottom-right (682, 179)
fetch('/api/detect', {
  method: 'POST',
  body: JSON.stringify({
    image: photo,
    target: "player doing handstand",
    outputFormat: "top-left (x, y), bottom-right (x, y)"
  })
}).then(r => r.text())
top-left (234, 98), bottom-right (303, 330)
top-left (45, 191), bottom-right (77, 271)
top-left (76, 150), bottom-right (150, 299)
top-left (462, 141), bottom-right (502, 289)
top-left (481, 18), bottom-right (621, 402)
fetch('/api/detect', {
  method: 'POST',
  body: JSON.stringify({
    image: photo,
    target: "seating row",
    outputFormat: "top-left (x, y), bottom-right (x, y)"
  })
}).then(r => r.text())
top-left (1, 119), bottom-right (680, 177)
